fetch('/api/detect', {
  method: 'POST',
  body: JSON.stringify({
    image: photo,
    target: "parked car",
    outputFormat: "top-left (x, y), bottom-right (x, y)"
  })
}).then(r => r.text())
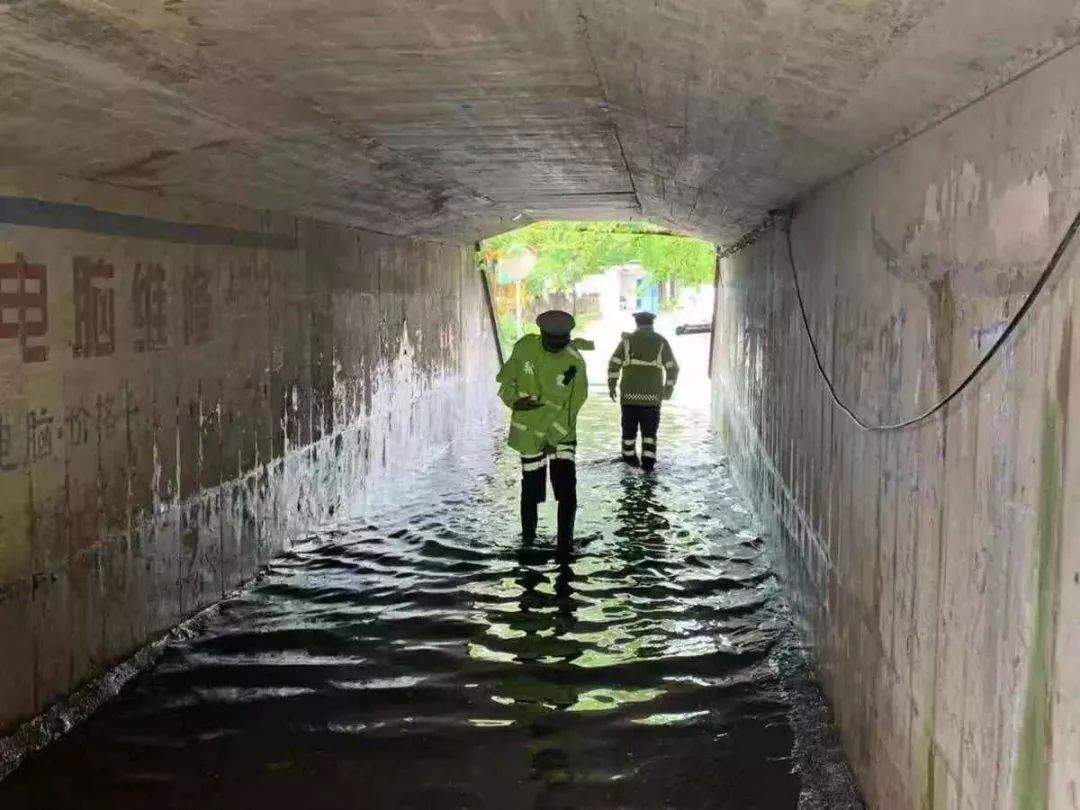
top-left (675, 322), bottom-right (711, 335)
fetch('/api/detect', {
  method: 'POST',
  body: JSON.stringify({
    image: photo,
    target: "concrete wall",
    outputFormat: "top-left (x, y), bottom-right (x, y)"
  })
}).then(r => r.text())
top-left (0, 175), bottom-right (497, 735)
top-left (711, 47), bottom-right (1080, 810)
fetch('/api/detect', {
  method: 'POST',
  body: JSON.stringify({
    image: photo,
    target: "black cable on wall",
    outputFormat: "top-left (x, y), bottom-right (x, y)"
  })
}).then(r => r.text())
top-left (778, 206), bottom-right (1080, 432)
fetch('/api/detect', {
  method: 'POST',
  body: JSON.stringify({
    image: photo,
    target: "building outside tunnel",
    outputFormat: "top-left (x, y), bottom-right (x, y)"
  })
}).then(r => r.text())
top-left (1, 1), bottom-right (1080, 808)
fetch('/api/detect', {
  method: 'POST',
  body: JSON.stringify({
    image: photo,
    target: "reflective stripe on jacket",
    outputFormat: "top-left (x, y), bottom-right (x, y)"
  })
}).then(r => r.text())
top-left (497, 334), bottom-right (589, 455)
top-left (608, 327), bottom-right (679, 406)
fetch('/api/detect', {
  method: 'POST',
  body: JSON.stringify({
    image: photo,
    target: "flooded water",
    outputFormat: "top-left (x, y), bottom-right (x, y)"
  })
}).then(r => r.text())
top-left (1, 372), bottom-right (862, 809)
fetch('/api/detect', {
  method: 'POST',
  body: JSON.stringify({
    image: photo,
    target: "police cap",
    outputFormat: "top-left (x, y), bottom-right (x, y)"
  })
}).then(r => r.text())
top-left (536, 310), bottom-right (575, 336)
top-left (633, 311), bottom-right (656, 325)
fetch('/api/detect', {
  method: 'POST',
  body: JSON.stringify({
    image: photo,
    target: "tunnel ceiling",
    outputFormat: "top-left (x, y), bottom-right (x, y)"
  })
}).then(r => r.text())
top-left (2, 0), bottom-right (1079, 244)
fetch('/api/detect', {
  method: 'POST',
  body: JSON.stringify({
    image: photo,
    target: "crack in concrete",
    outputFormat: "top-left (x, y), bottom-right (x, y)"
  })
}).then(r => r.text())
top-left (575, 4), bottom-right (642, 216)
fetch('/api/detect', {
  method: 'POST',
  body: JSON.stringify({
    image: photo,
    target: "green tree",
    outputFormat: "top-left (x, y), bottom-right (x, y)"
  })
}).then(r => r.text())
top-left (480, 221), bottom-right (714, 294)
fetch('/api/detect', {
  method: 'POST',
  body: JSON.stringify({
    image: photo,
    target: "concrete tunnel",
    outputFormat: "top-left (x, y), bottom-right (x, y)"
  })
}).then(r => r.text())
top-left (0, 1), bottom-right (1079, 807)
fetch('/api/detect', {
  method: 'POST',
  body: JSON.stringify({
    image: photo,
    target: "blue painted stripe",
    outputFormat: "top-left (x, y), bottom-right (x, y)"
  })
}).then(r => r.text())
top-left (0, 196), bottom-right (296, 250)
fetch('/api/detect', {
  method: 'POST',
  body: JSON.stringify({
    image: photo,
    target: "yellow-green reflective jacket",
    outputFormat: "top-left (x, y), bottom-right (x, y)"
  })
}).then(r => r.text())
top-left (608, 327), bottom-right (679, 406)
top-left (497, 334), bottom-right (588, 455)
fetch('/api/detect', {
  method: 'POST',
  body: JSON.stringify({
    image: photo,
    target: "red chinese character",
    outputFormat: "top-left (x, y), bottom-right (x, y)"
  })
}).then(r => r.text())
top-left (0, 254), bottom-right (49, 362)
top-left (0, 412), bottom-right (21, 470)
top-left (25, 408), bottom-right (54, 464)
top-left (182, 265), bottom-right (212, 346)
top-left (73, 257), bottom-right (116, 358)
top-left (133, 262), bottom-right (168, 352)
top-left (65, 404), bottom-right (94, 448)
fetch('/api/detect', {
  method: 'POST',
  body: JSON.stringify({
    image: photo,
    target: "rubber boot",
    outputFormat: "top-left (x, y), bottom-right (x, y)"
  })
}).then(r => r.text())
top-left (556, 500), bottom-right (576, 549)
top-left (521, 497), bottom-right (538, 544)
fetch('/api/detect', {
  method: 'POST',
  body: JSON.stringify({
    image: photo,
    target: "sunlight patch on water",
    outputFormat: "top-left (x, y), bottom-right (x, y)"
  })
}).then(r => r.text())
top-left (485, 623), bottom-right (528, 640)
top-left (467, 642), bottom-right (521, 664)
top-left (567, 688), bottom-right (666, 712)
top-left (632, 710), bottom-right (711, 726)
top-left (326, 676), bottom-right (427, 690)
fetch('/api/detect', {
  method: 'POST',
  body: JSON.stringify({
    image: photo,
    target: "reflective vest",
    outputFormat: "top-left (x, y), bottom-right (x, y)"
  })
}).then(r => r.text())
top-left (497, 334), bottom-right (589, 455)
top-left (608, 327), bottom-right (679, 406)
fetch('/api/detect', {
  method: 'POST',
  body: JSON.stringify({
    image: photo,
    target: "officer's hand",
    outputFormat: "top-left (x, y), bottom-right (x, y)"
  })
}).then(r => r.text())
top-left (608, 389), bottom-right (616, 402)
top-left (512, 397), bottom-right (541, 411)
top-left (662, 387), bottom-right (674, 401)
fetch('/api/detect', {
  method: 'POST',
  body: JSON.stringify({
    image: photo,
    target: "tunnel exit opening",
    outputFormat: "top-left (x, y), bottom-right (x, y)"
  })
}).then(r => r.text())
top-left (475, 220), bottom-right (717, 368)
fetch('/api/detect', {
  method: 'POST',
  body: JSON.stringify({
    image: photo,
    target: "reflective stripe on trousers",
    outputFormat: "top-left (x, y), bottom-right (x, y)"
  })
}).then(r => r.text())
top-left (521, 444), bottom-right (577, 505)
top-left (621, 404), bottom-right (660, 463)
top-left (521, 444), bottom-right (576, 468)
top-left (521, 455), bottom-right (546, 472)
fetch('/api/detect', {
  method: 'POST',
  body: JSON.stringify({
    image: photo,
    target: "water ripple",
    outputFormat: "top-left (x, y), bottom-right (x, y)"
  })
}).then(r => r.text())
top-left (1, 395), bottom-right (861, 809)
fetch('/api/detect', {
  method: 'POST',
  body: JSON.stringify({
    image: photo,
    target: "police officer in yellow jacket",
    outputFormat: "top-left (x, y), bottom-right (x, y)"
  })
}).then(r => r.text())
top-left (497, 310), bottom-right (588, 547)
top-left (607, 311), bottom-right (679, 471)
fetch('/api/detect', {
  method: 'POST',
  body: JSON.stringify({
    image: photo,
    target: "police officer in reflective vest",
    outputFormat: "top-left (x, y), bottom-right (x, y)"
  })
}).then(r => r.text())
top-left (607, 311), bottom-right (679, 471)
top-left (497, 310), bottom-right (588, 546)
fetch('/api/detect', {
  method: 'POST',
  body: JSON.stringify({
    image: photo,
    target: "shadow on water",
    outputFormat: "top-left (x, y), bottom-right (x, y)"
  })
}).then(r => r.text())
top-left (0, 394), bottom-right (862, 810)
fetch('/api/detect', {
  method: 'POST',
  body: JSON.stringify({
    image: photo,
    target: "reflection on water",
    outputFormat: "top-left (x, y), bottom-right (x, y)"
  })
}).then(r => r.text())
top-left (1, 392), bottom-right (861, 809)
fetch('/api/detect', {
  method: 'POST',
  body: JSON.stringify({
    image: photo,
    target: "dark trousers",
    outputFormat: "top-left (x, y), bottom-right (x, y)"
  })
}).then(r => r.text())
top-left (520, 444), bottom-right (577, 546)
top-left (621, 405), bottom-right (661, 471)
